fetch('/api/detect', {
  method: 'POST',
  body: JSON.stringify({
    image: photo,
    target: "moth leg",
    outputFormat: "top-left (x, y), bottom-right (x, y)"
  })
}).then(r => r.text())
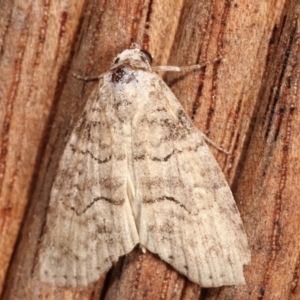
top-left (72, 73), bottom-right (105, 81)
top-left (152, 57), bottom-right (222, 73)
top-left (201, 133), bottom-right (230, 155)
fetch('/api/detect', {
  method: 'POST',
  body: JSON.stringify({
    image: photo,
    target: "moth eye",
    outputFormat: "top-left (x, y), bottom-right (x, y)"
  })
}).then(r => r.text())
top-left (140, 50), bottom-right (153, 64)
top-left (114, 57), bottom-right (120, 64)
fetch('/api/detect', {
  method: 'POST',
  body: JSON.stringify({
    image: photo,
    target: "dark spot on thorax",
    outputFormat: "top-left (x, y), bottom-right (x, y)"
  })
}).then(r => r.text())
top-left (111, 66), bottom-right (136, 84)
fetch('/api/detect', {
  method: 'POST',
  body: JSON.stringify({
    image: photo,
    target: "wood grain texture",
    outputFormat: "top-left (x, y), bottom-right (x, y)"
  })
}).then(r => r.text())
top-left (0, 0), bottom-right (86, 296)
top-left (1, 0), bottom-right (299, 299)
top-left (207, 1), bottom-right (300, 299)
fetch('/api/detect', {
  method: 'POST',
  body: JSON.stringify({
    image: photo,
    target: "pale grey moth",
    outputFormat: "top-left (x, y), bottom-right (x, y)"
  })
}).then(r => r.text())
top-left (39, 43), bottom-right (250, 288)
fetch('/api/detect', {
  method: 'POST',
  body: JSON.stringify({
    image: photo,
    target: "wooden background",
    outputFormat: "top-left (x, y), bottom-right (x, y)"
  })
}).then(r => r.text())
top-left (1, 0), bottom-right (300, 299)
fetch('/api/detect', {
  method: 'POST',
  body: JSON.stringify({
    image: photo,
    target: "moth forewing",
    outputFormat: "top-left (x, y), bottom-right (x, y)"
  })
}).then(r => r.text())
top-left (39, 43), bottom-right (250, 287)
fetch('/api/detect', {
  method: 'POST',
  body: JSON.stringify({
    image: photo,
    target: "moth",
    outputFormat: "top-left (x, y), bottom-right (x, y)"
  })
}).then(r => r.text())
top-left (39, 43), bottom-right (250, 287)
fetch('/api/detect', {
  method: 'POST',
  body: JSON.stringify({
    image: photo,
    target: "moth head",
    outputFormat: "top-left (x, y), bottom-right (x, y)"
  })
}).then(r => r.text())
top-left (112, 44), bottom-right (153, 70)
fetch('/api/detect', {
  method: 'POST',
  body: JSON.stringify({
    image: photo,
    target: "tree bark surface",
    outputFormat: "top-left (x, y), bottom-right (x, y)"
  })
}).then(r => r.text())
top-left (1, 0), bottom-right (299, 299)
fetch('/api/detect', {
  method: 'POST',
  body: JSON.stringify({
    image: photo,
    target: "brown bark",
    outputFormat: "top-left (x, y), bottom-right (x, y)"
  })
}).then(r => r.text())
top-left (0, 0), bottom-right (87, 295)
top-left (207, 1), bottom-right (300, 299)
top-left (1, 0), bottom-right (299, 299)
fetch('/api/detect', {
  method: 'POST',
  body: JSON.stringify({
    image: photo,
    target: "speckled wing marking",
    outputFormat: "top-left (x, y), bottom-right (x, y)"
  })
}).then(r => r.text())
top-left (39, 77), bottom-right (139, 287)
top-left (132, 73), bottom-right (250, 287)
top-left (39, 44), bottom-right (250, 288)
